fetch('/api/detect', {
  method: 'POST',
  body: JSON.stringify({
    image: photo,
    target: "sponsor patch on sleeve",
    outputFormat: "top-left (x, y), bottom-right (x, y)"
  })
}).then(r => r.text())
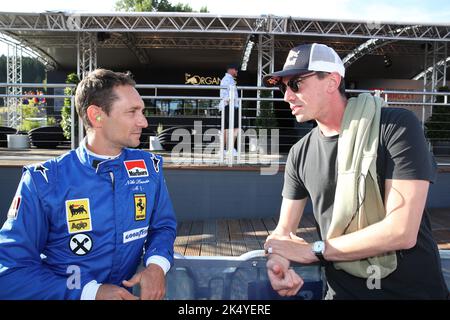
top-left (124, 160), bottom-right (149, 178)
top-left (65, 198), bottom-right (92, 234)
top-left (7, 195), bottom-right (21, 220)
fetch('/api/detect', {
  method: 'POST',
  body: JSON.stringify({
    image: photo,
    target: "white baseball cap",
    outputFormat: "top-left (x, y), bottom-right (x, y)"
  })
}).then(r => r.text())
top-left (263, 43), bottom-right (345, 87)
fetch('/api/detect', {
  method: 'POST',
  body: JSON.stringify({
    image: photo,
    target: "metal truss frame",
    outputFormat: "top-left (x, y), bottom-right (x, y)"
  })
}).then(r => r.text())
top-left (418, 43), bottom-right (448, 89)
top-left (118, 33), bottom-right (150, 64)
top-left (77, 32), bottom-right (97, 79)
top-left (342, 25), bottom-right (434, 66)
top-left (109, 34), bottom-right (246, 49)
top-left (0, 13), bottom-right (448, 41)
top-left (413, 56), bottom-right (450, 82)
top-left (1, 12), bottom-right (449, 129)
top-left (10, 32), bottom-right (429, 55)
top-left (412, 43), bottom-right (448, 122)
top-left (0, 31), bottom-right (57, 70)
top-left (257, 34), bottom-right (274, 116)
top-left (6, 44), bottom-right (22, 128)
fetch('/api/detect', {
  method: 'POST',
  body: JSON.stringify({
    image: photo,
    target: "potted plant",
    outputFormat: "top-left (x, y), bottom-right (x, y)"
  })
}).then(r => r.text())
top-left (7, 100), bottom-right (42, 149)
top-left (424, 86), bottom-right (450, 156)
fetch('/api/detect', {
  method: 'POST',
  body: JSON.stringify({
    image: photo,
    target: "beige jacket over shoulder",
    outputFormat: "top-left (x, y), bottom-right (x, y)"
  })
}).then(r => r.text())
top-left (326, 93), bottom-right (397, 279)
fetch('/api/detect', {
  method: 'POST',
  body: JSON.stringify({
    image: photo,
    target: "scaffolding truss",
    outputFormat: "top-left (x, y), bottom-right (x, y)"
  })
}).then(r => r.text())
top-left (257, 34), bottom-right (274, 116)
top-left (77, 32), bottom-right (97, 79)
top-left (419, 43), bottom-right (448, 90)
top-left (6, 44), bottom-right (22, 128)
top-left (119, 33), bottom-right (150, 64)
top-left (1, 12), bottom-right (449, 130)
top-left (0, 32), bottom-right (57, 70)
top-left (0, 13), bottom-right (448, 41)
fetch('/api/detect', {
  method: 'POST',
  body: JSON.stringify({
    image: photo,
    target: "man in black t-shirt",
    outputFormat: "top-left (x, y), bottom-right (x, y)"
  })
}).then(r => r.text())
top-left (262, 43), bottom-right (448, 299)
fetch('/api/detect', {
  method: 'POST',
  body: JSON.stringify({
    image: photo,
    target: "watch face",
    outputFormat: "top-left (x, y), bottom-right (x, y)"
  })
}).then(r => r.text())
top-left (314, 241), bottom-right (325, 253)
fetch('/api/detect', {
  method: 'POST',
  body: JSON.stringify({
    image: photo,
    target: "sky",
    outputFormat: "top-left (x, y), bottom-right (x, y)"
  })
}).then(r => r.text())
top-left (0, 0), bottom-right (449, 24)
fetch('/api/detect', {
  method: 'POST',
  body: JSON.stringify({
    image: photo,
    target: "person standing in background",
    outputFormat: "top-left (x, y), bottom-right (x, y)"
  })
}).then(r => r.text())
top-left (219, 63), bottom-right (240, 156)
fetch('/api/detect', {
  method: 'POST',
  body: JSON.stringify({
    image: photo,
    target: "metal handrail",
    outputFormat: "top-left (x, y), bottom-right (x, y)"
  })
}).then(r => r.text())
top-left (1, 83), bottom-right (449, 167)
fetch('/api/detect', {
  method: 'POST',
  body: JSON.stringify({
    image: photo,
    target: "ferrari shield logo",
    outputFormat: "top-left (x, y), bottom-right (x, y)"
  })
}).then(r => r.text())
top-left (134, 194), bottom-right (147, 221)
top-left (65, 198), bottom-right (92, 234)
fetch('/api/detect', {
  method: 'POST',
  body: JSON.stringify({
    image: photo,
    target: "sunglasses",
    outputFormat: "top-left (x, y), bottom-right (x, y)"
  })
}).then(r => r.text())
top-left (278, 72), bottom-right (317, 95)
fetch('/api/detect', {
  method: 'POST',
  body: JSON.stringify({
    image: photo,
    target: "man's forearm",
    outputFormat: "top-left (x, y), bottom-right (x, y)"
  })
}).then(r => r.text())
top-left (274, 198), bottom-right (307, 235)
top-left (325, 179), bottom-right (428, 262)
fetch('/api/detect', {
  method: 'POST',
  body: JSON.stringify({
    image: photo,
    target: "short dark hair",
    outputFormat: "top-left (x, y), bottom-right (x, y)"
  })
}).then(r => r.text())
top-left (226, 63), bottom-right (239, 71)
top-left (316, 71), bottom-right (346, 97)
top-left (75, 69), bottom-right (136, 129)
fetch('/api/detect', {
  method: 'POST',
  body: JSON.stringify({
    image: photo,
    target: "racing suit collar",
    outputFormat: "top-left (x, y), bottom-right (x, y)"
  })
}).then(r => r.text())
top-left (77, 138), bottom-right (123, 170)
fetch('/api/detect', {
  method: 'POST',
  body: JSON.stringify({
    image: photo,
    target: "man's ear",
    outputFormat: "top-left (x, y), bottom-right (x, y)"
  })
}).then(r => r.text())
top-left (327, 72), bottom-right (341, 93)
top-left (86, 105), bottom-right (103, 127)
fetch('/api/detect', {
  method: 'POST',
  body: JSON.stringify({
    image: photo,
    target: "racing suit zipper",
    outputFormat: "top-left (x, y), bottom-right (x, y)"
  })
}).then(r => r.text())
top-left (109, 172), bottom-right (115, 191)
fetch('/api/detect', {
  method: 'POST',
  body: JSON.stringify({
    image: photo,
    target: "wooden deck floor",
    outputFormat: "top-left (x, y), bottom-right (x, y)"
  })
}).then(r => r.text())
top-left (175, 208), bottom-right (450, 256)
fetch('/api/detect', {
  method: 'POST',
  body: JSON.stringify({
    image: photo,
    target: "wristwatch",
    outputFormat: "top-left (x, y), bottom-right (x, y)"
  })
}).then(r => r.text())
top-left (312, 240), bottom-right (326, 263)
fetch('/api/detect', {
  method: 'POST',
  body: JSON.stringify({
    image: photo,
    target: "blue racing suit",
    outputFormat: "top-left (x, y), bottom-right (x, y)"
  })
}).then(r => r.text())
top-left (0, 144), bottom-right (177, 299)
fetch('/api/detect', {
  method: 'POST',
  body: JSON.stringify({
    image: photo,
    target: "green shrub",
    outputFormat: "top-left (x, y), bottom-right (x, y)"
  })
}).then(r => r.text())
top-left (61, 73), bottom-right (80, 139)
top-left (18, 104), bottom-right (41, 132)
top-left (255, 90), bottom-right (278, 132)
top-left (47, 117), bottom-right (57, 126)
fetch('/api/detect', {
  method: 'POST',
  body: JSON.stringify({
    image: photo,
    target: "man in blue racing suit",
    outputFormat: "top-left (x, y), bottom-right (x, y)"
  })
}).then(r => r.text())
top-left (0, 69), bottom-right (177, 300)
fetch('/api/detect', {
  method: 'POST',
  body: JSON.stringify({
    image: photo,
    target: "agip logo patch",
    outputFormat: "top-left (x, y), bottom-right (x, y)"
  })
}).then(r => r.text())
top-left (124, 160), bottom-right (149, 178)
top-left (134, 194), bottom-right (147, 221)
top-left (65, 198), bottom-right (92, 234)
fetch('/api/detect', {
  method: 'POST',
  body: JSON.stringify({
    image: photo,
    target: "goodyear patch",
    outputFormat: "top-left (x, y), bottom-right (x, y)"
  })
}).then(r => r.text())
top-left (124, 160), bottom-right (149, 178)
top-left (123, 226), bottom-right (148, 244)
top-left (7, 195), bottom-right (21, 220)
top-left (134, 193), bottom-right (147, 221)
top-left (65, 198), bottom-right (92, 234)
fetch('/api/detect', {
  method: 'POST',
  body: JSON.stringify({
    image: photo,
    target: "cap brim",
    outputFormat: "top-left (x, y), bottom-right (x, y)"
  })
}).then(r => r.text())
top-left (262, 69), bottom-right (311, 87)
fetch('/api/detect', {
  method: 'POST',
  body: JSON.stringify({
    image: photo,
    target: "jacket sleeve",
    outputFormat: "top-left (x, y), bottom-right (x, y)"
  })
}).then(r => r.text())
top-left (144, 157), bottom-right (177, 267)
top-left (220, 76), bottom-right (231, 101)
top-left (0, 169), bottom-right (95, 299)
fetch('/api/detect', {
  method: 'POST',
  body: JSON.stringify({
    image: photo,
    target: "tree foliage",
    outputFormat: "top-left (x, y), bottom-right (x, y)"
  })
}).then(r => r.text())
top-left (0, 55), bottom-right (46, 84)
top-left (115, 0), bottom-right (152, 11)
top-left (115, 0), bottom-right (207, 12)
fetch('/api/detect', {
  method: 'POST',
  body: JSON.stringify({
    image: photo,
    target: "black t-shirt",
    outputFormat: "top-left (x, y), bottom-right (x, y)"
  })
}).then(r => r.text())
top-left (283, 107), bottom-right (448, 299)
